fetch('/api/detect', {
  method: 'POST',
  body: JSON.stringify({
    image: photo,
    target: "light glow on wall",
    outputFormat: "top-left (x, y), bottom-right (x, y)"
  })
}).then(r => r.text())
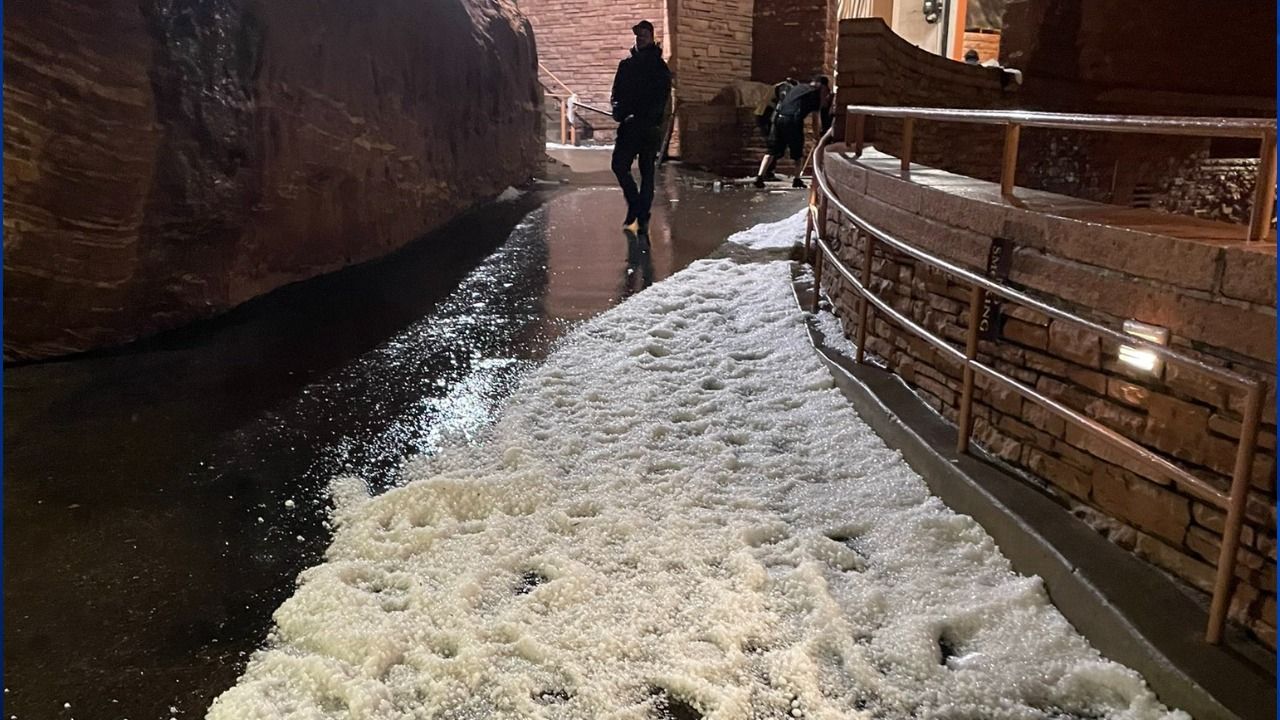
top-left (1119, 319), bottom-right (1170, 374)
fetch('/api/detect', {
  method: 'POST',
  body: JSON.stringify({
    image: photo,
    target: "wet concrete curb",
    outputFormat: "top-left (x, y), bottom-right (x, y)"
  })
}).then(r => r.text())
top-left (789, 268), bottom-right (1275, 720)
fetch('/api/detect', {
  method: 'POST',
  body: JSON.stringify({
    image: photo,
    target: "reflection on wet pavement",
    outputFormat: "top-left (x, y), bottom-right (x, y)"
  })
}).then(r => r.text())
top-left (3, 167), bottom-right (804, 719)
top-left (623, 229), bottom-right (655, 297)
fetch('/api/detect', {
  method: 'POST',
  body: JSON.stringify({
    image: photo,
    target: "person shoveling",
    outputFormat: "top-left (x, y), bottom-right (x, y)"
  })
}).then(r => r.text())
top-left (753, 75), bottom-right (825, 190)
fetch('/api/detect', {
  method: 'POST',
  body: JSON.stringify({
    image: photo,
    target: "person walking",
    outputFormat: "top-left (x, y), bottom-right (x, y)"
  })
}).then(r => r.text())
top-left (753, 75), bottom-right (825, 189)
top-left (611, 20), bottom-right (672, 233)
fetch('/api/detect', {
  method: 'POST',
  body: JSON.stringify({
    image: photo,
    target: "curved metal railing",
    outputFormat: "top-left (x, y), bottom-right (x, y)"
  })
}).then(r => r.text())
top-left (843, 105), bottom-right (1277, 241)
top-left (805, 126), bottom-right (1265, 645)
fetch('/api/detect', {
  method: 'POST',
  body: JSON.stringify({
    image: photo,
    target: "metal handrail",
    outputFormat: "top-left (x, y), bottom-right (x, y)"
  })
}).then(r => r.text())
top-left (806, 127), bottom-right (1265, 645)
top-left (848, 106), bottom-right (1275, 139)
top-left (843, 105), bottom-right (1278, 241)
top-left (538, 63), bottom-right (614, 145)
top-left (538, 62), bottom-right (574, 97)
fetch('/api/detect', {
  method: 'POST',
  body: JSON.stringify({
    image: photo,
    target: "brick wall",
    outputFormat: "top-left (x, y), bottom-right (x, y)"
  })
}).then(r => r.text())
top-left (833, 18), bottom-right (1020, 181)
top-left (664, 0), bottom-right (753, 164)
top-left (671, 0), bottom-right (754, 103)
top-left (525, 0), bottom-right (843, 164)
top-left (834, 17), bottom-right (1274, 227)
top-left (819, 153), bottom-right (1278, 645)
top-left (679, 105), bottom-right (824, 176)
top-left (520, 0), bottom-right (666, 141)
top-left (753, 0), bottom-right (836, 83)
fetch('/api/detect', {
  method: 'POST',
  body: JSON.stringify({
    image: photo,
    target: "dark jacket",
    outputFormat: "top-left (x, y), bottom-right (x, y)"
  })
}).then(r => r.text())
top-left (775, 83), bottom-right (821, 120)
top-left (610, 44), bottom-right (671, 127)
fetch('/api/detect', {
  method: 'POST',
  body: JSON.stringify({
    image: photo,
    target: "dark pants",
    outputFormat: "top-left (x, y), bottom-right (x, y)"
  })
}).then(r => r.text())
top-left (612, 121), bottom-right (663, 222)
top-left (768, 115), bottom-right (806, 161)
top-left (624, 230), bottom-right (654, 296)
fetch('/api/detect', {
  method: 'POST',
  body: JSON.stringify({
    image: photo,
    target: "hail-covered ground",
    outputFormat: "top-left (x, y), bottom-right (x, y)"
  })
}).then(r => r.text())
top-left (209, 211), bottom-right (1185, 720)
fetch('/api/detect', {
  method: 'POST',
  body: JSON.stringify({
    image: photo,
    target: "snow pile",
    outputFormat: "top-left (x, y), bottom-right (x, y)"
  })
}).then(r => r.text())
top-left (725, 209), bottom-right (808, 251)
top-left (209, 220), bottom-right (1185, 719)
top-left (545, 142), bottom-right (616, 151)
top-left (495, 187), bottom-right (525, 202)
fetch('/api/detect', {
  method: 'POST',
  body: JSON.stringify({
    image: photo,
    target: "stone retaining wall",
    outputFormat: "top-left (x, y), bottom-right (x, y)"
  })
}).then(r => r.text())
top-left (833, 18), bottom-right (1020, 182)
top-left (753, 0), bottom-right (836, 83)
top-left (819, 150), bottom-right (1278, 645)
top-left (1155, 156), bottom-right (1270, 227)
top-left (834, 17), bottom-right (1275, 228)
top-left (673, 0), bottom-right (754, 105)
top-left (679, 105), bottom-right (824, 177)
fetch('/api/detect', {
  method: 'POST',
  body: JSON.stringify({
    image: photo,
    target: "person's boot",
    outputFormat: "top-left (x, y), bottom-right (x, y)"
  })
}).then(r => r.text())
top-left (792, 176), bottom-right (805, 189)
top-left (753, 176), bottom-right (766, 189)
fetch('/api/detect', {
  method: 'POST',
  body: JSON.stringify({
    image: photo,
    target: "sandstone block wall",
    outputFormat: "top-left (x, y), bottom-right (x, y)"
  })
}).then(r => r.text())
top-left (519, 0), bottom-right (666, 143)
top-left (658, 0), bottom-right (756, 165)
top-left (835, 16), bottom-right (1275, 227)
top-left (680, 105), bottom-right (824, 177)
top-left (994, 1), bottom-right (1274, 213)
top-left (4, 0), bottom-right (543, 361)
top-left (1154, 156), bottom-right (1270, 227)
top-left (833, 19), bottom-right (1019, 182)
top-left (820, 152), bottom-right (1278, 645)
top-left (753, 0), bottom-right (836, 83)
top-left (673, 0), bottom-right (754, 104)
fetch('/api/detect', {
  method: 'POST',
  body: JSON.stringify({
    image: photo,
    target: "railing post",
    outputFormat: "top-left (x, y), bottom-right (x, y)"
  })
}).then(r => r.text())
top-left (805, 187), bottom-right (816, 260)
top-left (559, 98), bottom-right (568, 145)
top-left (855, 232), bottom-right (874, 364)
top-left (817, 192), bottom-right (830, 265)
top-left (811, 234), bottom-right (824, 315)
top-left (956, 284), bottom-right (985, 454)
top-left (1206, 382), bottom-right (1264, 643)
top-left (1247, 130), bottom-right (1276, 242)
top-left (901, 117), bottom-right (914, 176)
top-left (1001, 123), bottom-right (1022, 199)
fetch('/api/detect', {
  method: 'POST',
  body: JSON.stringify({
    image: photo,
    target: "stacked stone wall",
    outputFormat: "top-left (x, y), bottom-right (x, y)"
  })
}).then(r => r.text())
top-left (520, 0), bottom-right (666, 143)
top-left (672, 0), bottom-right (754, 104)
top-left (753, 0), bottom-right (835, 83)
top-left (679, 105), bottom-right (825, 177)
top-left (819, 153), bottom-right (1278, 645)
top-left (1154, 156), bottom-right (1270, 227)
top-left (835, 16), bottom-right (1275, 228)
top-left (833, 19), bottom-right (1019, 182)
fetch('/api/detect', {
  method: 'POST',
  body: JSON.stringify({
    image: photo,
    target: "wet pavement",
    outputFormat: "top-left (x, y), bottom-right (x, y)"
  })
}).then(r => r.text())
top-left (3, 166), bottom-right (805, 720)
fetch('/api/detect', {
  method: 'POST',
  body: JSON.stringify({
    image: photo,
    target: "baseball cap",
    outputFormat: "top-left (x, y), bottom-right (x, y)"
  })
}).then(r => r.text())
top-left (632, 20), bottom-right (655, 35)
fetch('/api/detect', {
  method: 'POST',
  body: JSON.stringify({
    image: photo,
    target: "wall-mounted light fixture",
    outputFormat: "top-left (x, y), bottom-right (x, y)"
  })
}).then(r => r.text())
top-left (923, 0), bottom-right (943, 24)
top-left (1119, 319), bottom-right (1170, 374)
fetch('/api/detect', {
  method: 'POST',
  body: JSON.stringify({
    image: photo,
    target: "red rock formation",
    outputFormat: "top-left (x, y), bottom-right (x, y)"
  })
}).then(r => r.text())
top-left (3, 0), bottom-right (543, 361)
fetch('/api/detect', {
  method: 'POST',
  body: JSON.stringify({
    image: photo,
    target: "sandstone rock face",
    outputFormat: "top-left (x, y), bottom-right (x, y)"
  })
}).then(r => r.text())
top-left (4, 0), bottom-right (543, 360)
